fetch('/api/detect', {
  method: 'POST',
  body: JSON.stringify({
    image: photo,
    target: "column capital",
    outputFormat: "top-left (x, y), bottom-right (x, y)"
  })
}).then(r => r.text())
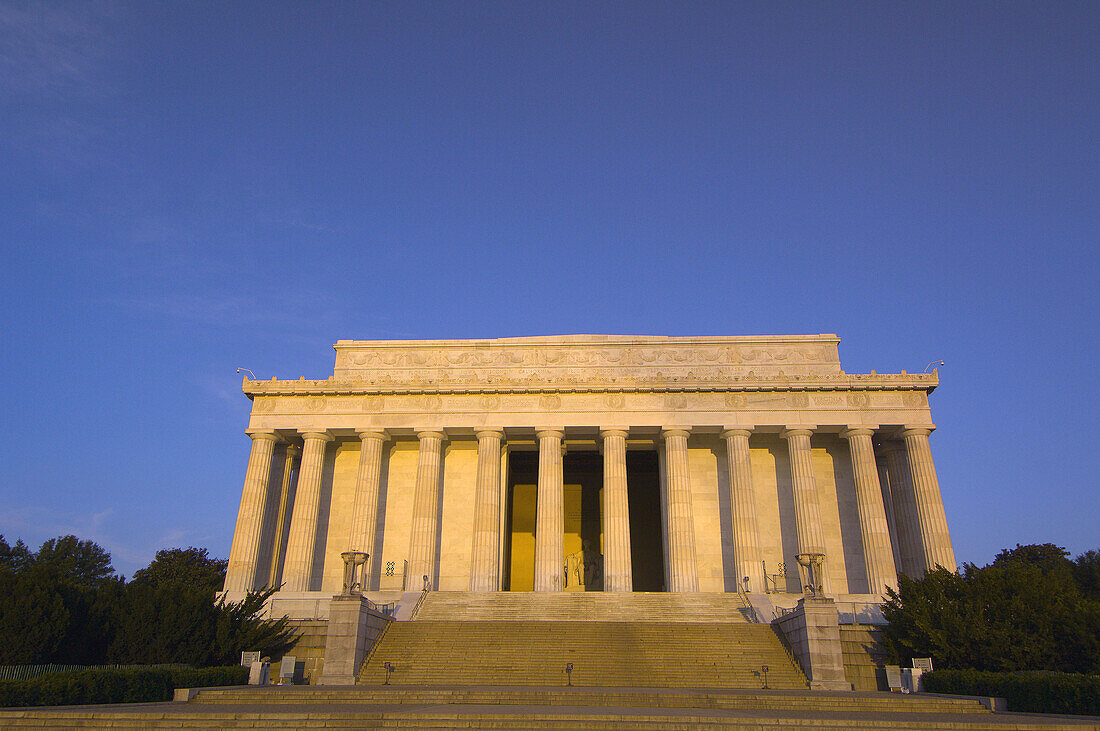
top-left (475, 428), bottom-right (505, 440)
top-left (535, 428), bottom-right (565, 440)
top-left (285, 443), bottom-right (300, 457)
top-left (840, 426), bottom-right (877, 440)
top-left (299, 430), bottom-right (333, 442)
top-left (599, 428), bottom-right (629, 440)
top-left (781, 426), bottom-right (816, 439)
top-left (245, 429), bottom-right (280, 442)
top-left (661, 427), bottom-right (691, 439)
top-left (721, 427), bottom-right (753, 439)
top-left (902, 425), bottom-right (936, 437)
top-left (415, 429), bottom-right (446, 441)
top-left (355, 428), bottom-right (388, 441)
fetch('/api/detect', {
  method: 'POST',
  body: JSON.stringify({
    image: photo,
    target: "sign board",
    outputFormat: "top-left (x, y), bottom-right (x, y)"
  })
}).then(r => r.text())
top-left (279, 656), bottom-right (297, 683)
top-left (884, 665), bottom-right (903, 692)
top-left (241, 651), bottom-right (261, 667)
top-left (912, 657), bottom-right (933, 673)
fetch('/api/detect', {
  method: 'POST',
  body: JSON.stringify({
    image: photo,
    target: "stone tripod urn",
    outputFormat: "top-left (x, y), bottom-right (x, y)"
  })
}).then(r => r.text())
top-left (340, 551), bottom-right (369, 595)
top-left (795, 552), bottom-right (826, 596)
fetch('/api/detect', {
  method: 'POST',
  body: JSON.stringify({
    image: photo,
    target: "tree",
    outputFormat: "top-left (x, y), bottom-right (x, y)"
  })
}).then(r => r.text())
top-left (34, 535), bottom-right (116, 586)
top-left (0, 535), bottom-right (33, 573)
top-left (882, 544), bottom-right (1100, 674)
top-left (129, 547), bottom-right (227, 593)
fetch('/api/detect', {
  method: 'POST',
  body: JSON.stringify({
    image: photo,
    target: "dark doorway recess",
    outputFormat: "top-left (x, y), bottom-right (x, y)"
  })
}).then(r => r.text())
top-left (627, 450), bottom-right (665, 591)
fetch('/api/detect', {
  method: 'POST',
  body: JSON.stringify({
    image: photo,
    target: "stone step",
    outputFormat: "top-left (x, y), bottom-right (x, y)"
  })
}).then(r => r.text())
top-left (1, 706), bottom-right (1094, 730)
top-left (191, 685), bottom-right (992, 714)
top-left (356, 620), bottom-right (806, 688)
top-left (412, 591), bottom-right (754, 622)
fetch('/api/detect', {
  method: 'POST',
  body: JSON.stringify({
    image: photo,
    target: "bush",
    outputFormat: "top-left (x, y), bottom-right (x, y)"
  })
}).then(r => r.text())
top-left (924, 668), bottom-right (1100, 716)
top-left (0, 665), bottom-right (247, 707)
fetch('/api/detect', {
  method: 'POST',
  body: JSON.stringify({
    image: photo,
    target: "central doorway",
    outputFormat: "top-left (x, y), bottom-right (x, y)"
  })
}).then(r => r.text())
top-left (502, 448), bottom-right (665, 591)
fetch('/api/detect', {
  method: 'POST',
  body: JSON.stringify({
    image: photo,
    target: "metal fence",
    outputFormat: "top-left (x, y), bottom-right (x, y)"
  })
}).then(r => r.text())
top-left (0, 663), bottom-right (189, 682)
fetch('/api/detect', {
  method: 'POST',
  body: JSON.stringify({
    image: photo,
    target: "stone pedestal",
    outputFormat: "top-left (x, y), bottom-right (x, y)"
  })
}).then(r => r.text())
top-left (317, 594), bottom-right (391, 685)
top-left (774, 596), bottom-right (851, 691)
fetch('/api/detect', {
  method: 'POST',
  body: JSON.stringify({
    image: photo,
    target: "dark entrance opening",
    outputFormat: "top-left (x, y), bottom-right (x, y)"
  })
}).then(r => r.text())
top-left (627, 450), bottom-right (665, 591)
top-left (502, 447), bottom-right (666, 592)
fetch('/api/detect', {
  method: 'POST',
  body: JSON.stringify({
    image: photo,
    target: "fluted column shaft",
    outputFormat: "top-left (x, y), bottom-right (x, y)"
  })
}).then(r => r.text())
top-left (407, 430), bottom-right (444, 589)
top-left (903, 428), bottom-right (957, 573)
top-left (534, 429), bottom-right (565, 592)
top-left (879, 441), bottom-right (922, 576)
top-left (348, 430), bottom-right (386, 584)
top-left (841, 428), bottom-right (898, 595)
top-left (225, 431), bottom-right (279, 593)
top-left (600, 429), bottom-right (632, 592)
top-left (282, 431), bottom-right (333, 592)
top-left (267, 444), bottom-right (299, 588)
top-left (782, 428), bottom-right (829, 592)
top-left (662, 429), bottom-right (699, 592)
top-left (469, 429), bottom-right (504, 592)
top-left (722, 429), bottom-right (765, 593)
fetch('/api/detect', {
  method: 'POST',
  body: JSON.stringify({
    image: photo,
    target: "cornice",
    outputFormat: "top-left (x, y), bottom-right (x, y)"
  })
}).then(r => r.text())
top-left (241, 372), bottom-right (937, 399)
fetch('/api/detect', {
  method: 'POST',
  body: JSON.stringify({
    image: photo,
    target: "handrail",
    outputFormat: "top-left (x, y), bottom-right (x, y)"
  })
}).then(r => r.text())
top-left (409, 576), bottom-right (431, 620)
top-left (356, 619), bottom-right (393, 683)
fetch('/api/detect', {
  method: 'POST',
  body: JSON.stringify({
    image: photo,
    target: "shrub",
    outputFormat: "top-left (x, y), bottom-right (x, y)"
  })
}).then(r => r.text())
top-left (0, 665), bottom-right (247, 708)
top-left (924, 668), bottom-right (1100, 716)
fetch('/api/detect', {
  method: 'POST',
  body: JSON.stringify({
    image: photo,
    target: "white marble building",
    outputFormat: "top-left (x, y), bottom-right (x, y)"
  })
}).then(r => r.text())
top-left (224, 335), bottom-right (956, 619)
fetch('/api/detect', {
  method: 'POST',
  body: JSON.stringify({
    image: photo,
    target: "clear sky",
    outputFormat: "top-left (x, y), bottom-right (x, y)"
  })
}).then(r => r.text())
top-left (2, 2), bottom-right (1097, 577)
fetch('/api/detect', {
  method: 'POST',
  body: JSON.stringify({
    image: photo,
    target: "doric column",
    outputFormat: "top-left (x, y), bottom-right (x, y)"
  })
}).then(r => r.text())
top-left (878, 440), bottom-right (923, 576)
top-left (533, 429), bottom-right (565, 592)
top-left (407, 430), bottom-right (445, 590)
top-left (225, 430), bottom-right (279, 593)
top-left (600, 429), bottom-right (632, 592)
top-left (781, 427), bottom-right (829, 591)
top-left (469, 429), bottom-right (504, 592)
top-left (281, 430), bottom-right (333, 592)
top-left (902, 427), bottom-right (957, 573)
top-left (347, 430), bottom-right (386, 583)
top-left (662, 428), bottom-right (699, 592)
top-left (721, 428), bottom-right (765, 593)
top-left (840, 428), bottom-right (898, 595)
top-left (267, 443), bottom-right (299, 588)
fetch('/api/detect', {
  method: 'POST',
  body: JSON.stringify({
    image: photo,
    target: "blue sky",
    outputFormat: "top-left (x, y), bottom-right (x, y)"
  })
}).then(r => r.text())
top-left (1, 1), bottom-right (1096, 577)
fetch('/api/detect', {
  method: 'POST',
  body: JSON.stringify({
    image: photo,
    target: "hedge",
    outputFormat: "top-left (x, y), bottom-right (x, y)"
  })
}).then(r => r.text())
top-left (924, 669), bottom-right (1100, 716)
top-left (0, 665), bottom-right (248, 707)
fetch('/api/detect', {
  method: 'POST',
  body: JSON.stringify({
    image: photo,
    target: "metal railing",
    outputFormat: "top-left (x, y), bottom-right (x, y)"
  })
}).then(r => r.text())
top-left (0, 663), bottom-right (189, 682)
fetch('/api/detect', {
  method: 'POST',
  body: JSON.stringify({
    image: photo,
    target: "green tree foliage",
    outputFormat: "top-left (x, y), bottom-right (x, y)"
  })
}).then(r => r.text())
top-left (882, 544), bottom-right (1100, 673)
top-left (0, 536), bottom-right (120, 664)
top-left (129, 547), bottom-right (226, 592)
top-left (33, 536), bottom-right (116, 586)
top-left (0, 536), bottom-right (296, 667)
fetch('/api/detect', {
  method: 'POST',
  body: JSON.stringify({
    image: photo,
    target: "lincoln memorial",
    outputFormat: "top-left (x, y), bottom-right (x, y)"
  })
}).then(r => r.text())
top-left (223, 334), bottom-right (956, 621)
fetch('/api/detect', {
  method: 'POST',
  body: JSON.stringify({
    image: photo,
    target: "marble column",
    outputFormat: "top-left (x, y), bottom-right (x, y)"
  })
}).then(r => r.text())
top-left (281, 430), bottom-right (333, 592)
top-left (878, 441), bottom-right (923, 577)
top-left (840, 428), bottom-right (898, 595)
top-left (721, 428), bottom-right (765, 593)
top-left (469, 429), bottom-right (504, 592)
top-left (347, 430), bottom-right (386, 584)
top-left (267, 443), bottom-right (299, 588)
top-left (407, 430), bottom-right (444, 590)
top-left (225, 430), bottom-right (279, 593)
top-left (600, 429), bottom-right (633, 592)
top-left (781, 427), bottom-right (829, 591)
top-left (533, 429), bottom-right (565, 592)
top-left (662, 428), bottom-right (699, 593)
top-left (902, 427), bottom-right (957, 573)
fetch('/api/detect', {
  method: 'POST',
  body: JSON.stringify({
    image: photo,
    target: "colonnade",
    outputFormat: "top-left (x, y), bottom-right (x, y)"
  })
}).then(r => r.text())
top-left (224, 426), bottom-right (955, 596)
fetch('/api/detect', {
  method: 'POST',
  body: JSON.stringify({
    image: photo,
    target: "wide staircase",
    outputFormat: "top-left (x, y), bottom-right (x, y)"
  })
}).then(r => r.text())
top-left (358, 591), bottom-right (802, 688)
